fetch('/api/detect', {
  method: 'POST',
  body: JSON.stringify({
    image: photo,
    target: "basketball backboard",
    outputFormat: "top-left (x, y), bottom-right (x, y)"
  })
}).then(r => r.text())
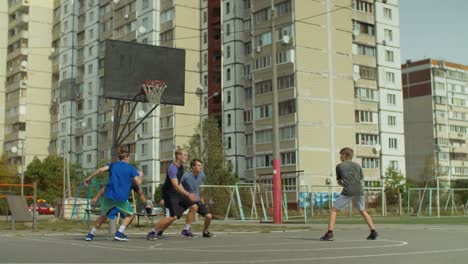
top-left (103, 40), bottom-right (185, 105)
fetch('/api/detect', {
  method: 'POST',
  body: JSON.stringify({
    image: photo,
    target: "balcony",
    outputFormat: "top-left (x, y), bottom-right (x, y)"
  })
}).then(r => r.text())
top-left (8, 14), bottom-right (29, 29)
top-left (352, 10), bottom-right (374, 24)
top-left (353, 33), bottom-right (375, 46)
top-left (8, 30), bottom-right (29, 45)
top-left (8, 0), bottom-right (30, 14)
top-left (6, 80), bottom-right (27, 93)
top-left (7, 47), bottom-right (28, 61)
top-left (4, 130), bottom-right (26, 142)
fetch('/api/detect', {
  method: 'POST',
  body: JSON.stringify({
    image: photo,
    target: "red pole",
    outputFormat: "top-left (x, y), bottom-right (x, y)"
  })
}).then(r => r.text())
top-left (273, 158), bottom-right (282, 223)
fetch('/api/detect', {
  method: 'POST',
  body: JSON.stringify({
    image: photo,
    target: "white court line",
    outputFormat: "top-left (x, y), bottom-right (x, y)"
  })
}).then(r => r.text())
top-left (19, 235), bottom-right (408, 253)
top-left (163, 248), bottom-right (468, 264)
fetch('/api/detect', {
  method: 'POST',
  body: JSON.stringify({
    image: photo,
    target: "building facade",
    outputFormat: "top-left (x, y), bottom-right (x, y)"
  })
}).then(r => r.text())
top-left (2, 0), bottom-right (53, 170)
top-left (403, 59), bottom-right (468, 183)
top-left (53, 0), bottom-right (201, 196)
top-left (212, 0), bottom-right (405, 192)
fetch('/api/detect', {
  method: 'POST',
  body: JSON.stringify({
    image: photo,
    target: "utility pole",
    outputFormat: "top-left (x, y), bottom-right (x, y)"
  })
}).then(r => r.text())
top-left (270, 0), bottom-right (282, 224)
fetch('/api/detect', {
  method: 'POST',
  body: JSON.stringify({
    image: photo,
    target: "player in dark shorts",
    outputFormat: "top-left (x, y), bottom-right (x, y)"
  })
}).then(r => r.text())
top-left (146, 147), bottom-right (198, 240)
top-left (180, 159), bottom-right (213, 237)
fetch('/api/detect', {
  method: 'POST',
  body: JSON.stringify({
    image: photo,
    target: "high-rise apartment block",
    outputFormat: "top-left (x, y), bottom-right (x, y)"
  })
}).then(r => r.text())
top-left (212, 0), bottom-right (405, 191)
top-left (2, 0), bottom-right (53, 169)
top-left (403, 59), bottom-right (468, 182)
top-left (2, 0), bottom-right (406, 200)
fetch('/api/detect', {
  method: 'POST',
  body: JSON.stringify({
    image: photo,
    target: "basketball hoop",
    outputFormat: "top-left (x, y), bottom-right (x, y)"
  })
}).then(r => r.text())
top-left (141, 80), bottom-right (167, 105)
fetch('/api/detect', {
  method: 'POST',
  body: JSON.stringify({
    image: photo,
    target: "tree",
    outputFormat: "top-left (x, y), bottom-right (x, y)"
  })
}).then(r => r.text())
top-left (0, 154), bottom-right (17, 184)
top-left (186, 117), bottom-right (238, 217)
top-left (24, 155), bottom-right (84, 203)
top-left (383, 167), bottom-right (408, 207)
top-left (187, 117), bottom-right (237, 185)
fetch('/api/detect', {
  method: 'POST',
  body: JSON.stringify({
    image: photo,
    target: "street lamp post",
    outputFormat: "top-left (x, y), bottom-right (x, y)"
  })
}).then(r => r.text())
top-left (11, 139), bottom-right (26, 196)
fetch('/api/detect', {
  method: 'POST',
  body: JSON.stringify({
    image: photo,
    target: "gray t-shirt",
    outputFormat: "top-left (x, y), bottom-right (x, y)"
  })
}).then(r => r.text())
top-left (336, 160), bottom-right (364, 196)
top-left (180, 171), bottom-right (206, 202)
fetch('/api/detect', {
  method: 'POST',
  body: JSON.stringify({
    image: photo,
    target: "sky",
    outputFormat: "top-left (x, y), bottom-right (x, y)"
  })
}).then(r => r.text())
top-left (399, 0), bottom-right (468, 65)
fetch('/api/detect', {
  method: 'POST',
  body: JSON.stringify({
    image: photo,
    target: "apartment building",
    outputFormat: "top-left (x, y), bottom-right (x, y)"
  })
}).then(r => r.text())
top-left (54, 0), bottom-right (201, 196)
top-left (403, 59), bottom-right (468, 183)
top-left (202, 0), bottom-right (405, 192)
top-left (3, 0), bottom-right (53, 169)
top-left (0, 2), bottom-right (8, 153)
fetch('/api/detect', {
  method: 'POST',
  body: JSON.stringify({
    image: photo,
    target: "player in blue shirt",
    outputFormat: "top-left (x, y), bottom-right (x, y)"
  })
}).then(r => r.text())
top-left (84, 148), bottom-right (142, 241)
top-left (180, 158), bottom-right (213, 238)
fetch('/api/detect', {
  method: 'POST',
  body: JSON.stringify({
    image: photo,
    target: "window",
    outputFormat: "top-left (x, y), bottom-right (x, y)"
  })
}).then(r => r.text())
top-left (281, 152), bottom-right (296, 165)
top-left (226, 91), bottom-right (231, 103)
top-left (355, 111), bottom-right (376, 123)
top-left (385, 50), bottom-right (394, 62)
top-left (356, 134), bottom-right (379, 146)
top-left (362, 158), bottom-right (379, 169)
top-left (226, 114), bottom-right (232, 126)
top-left (160, 30), bottom-right (173, 42)
top-left (280, 126), bottom-right (295, 140)
top-left (384, 29), bottom-right (393, 42)
top-left (142, 122), bottom-right (148, 133)
top-left (387, 94), bottom-right (396, 105)
top-left (226, 137), bottom-right (232, 149)
top-left (255, 80), bottom-right (272, 95)
top-left (160, 9), bottom-right (174, 23)
top-left (388, 115), bottom-right (396, 126)
top-left (356, 44), bottom-right (376, 56)
top-left (383, 7), bottom-right (392, 20)
top-left (87, 154), bottom-right (92, 163)
top-left (353, 0), bottom-right (373, 13)
top-left (244, 42), bottom-right (252, 55)
top-left (279, 100), bottom-right (296, 116)
top-left (389, 138), bottom-right (398, 149)
top-left (389, 160), bottom-right (399, 170)
top-left (226, 68), bottom-right (231, 81)
top-left (253, 8), bottom-right (270, 24)
top-left (386, 71), bottom-right (395, 83)
top-left (355, 87), bottom-right (378, 101)
top-left (226, 23), bottom-right (231, 36)
top-left (203, 31), bottom-right (207, 44)
top-left (142, 143), bottom-right (148, 154)
top-left (87, 135), bottom-right (92, 146)
top-left (245, 157), bottom-right (253, 169)
top-left (225, 2), bottom-right (230, 14)
top-left (254, 32), bottom-right (272, 47)
top-left (143, 0), bottom-right (149, 9)
top-left (276, 0), bottom-right (292, 17)
top-left (87, 99), bottom-right (93, 110)
top-left (278, 75), bottom-right (294, 90)
top-left (255, 104), bottom-right (272, 119)
top-left (245, 87), bottom-right (252, 100)
top-left (353, 21), bottom-right (374, 36)
top-left (244, 109), bottom-right (252, 123)
top-left (359, 65), bottom-right (376, 80)
top-left (226, 46), bottom-right (231, 58)
top-left (88, 63), bottom-right (93, 74)
top-left (256, 154), bottom-right (273, 168)
top-left (203, 11), bottom-right (207, 23)
top-left (277, 49), bottom-right (292, 64)
top-left (256, 130), bottom-right (272, 144)
top-left (245, 134), bottom-right (253, 145)
top-left (88, 28), bottom-right (94, 39)
top-left (203, 52), bottom-right (208, 65)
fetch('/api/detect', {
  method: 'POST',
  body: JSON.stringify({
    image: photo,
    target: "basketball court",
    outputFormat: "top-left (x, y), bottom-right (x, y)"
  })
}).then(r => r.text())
top-left (1, 224), bottom-right (467, 263)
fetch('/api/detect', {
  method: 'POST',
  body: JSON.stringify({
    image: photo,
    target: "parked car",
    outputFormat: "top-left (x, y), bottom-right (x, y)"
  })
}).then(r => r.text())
top-left (29, 199), bottom-right (55, 215)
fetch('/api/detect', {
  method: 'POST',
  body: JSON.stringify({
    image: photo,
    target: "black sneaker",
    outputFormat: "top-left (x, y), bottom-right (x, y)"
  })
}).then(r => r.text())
top-left (320, 231), bottom-right (334, 241)
top-left (202, 231), bottom-right (214, 238)
top-left (367, 231), bottom-right (379, 240)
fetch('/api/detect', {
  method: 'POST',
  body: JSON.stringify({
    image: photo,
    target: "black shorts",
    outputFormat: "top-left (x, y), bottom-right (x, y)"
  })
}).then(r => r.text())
top-left (164, 193), bottom-right (191, 219)
top-left (194, 201), bottom-right (209, 217)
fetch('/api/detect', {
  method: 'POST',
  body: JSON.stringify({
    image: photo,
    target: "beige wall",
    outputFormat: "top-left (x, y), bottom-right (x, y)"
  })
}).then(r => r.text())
top-left (0, 1), bottom-right (8, 153)
top-left (295, 0), bottom-right (354, 188)
top-left (404, 95), bottom-right (434, 182)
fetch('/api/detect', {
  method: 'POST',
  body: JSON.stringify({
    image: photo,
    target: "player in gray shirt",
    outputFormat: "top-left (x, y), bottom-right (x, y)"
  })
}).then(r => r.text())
top-left (179, 158), bottom-right (214, 238)
top-left (320, 147), bottom-right (379, 241)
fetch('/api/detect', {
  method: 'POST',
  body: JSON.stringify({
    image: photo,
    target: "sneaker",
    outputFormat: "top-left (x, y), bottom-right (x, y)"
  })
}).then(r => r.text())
top-left (367, 231), bottom-right (379, 240)
top-left (320, 231), bottom-right (334, 241)
top-left (181, 229), bottom-right (196, 238)
top-left (85, 233), bottom-right (94, 241)
top-left (114, 231), bottom-right (129, 241)
top-left (146, 231), bottom-right (157, 240)
top-left (202, 231), bottom-right (214, 238)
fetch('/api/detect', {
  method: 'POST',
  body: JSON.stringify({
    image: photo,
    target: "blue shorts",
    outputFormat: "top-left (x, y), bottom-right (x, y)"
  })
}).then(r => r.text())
top-left (106, 207), bottom-right (126, 219)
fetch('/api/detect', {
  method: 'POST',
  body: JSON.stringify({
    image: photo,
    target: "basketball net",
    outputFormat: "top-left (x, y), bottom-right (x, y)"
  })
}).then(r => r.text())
top-left (141, 80), bottom-right (167, 105)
